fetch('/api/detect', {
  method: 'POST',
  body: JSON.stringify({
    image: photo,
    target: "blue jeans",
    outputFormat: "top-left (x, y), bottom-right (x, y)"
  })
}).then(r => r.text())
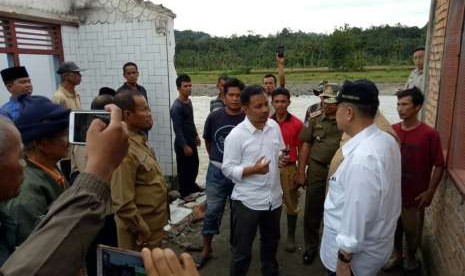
top-left (202, 163), bottom-right (234, 236)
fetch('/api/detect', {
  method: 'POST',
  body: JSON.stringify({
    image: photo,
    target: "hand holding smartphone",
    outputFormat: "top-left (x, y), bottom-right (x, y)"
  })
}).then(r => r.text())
top-left (69, 111), bottom-right (111, 145)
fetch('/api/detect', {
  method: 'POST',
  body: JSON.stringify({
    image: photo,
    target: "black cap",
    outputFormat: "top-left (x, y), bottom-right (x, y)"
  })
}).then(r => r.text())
top-left (15, 95), bottom-right (70, 144)
top-left (1, 66), bottom-right (29, 83)
top-left (99, 87), bottom-right (116, 96)
top-left (336, 79), bottom-right (380, 107)
top-left (56, 61), bottom-right (84, 74)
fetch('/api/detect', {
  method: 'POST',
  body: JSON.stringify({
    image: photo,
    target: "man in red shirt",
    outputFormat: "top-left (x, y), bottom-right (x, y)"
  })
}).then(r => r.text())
top-left (386, 87), bottom-right (444, 272)
top-left (271, 87), bottom-right (304, 252)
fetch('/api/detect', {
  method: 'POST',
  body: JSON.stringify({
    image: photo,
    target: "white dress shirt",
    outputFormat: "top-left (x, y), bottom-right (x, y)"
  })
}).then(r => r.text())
top-left (222, 117), bottom-right (284, 211)
top-left (320, 124), bottom-right (401, 275)
top-left (405, 68), bottom-right (424, 92)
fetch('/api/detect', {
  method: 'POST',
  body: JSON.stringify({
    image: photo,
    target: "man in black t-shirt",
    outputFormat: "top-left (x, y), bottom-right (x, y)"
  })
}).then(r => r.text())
top-left (196, 78), bottom-right (245, 269)
top-left (117, 62), bottom-right (148, 100)
top-left (170, 74), bottom-right (202, 198)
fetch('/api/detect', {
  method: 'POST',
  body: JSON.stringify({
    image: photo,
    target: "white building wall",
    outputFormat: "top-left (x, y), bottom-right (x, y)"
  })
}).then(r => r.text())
top-left (61, 19), bottom-right (177, 176)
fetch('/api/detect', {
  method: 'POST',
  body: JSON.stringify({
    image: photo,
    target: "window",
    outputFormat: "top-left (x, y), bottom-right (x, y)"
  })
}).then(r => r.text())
top-left (0, 17), bottom-right (64, 65)
top-left (0, 17), bottom-right (64, 100)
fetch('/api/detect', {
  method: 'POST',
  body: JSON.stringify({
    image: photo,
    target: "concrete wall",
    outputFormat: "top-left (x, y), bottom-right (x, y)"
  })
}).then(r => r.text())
top-left (422, 0), bottom-right (465, 275)
top-left (61, 18), bottom-right (177, 176)
top-left (0, 0), bottom-right (177, 176)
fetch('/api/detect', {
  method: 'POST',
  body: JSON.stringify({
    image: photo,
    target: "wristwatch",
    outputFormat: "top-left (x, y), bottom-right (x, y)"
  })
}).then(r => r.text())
top-left (338, 250), bottom-right (352, 263)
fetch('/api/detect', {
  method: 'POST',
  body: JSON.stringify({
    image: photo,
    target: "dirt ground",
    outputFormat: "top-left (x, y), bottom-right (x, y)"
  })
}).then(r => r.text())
top-left (165, 193), bottom-right (405, 276)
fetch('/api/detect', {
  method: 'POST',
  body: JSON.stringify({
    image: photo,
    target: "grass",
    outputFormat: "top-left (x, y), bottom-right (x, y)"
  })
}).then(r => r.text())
top-left (180, 66), bottom-right (412, 84)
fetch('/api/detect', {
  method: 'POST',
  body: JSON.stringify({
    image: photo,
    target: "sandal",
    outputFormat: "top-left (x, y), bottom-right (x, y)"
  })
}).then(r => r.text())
top-left (195, 254), bottom-right (212, 269)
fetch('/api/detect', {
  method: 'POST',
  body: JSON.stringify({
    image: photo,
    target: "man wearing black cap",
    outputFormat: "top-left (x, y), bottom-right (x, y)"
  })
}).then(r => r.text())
top-left (319, 80), bottom-right (401, 276)
top-left (53, 61), bottom-right (82, 110)
top-left (53, 61), bottom-right (84, 181)
top-left (0, 66), bottom-right (32, 121)
top-left (0, 95), bottom-right (70, 264)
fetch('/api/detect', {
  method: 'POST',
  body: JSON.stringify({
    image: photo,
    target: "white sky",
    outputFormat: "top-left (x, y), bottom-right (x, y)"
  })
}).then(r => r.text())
top-left (153, 0), bottom-right (430, 37)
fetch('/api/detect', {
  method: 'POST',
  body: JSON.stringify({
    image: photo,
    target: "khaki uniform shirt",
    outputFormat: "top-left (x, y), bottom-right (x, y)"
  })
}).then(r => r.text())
top-left (52, 85), bottom-right (81, 111)
top-left (52, 85), bottom-right (86, 172)
top-left (299, 114), bottom-right (342, 182)
top-left (111, 130), bottom-right (168, 239)
top-left (328, 111), bottom-right (399, 177)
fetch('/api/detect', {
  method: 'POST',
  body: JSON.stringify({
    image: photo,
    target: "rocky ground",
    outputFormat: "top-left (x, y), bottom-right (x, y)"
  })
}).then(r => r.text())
top-left (165, 196), bottom-right (406, 276)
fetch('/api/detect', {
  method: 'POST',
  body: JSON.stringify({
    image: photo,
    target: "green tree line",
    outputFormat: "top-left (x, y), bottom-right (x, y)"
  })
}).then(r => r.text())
top-left (174, 24), bottom-right (427, 71)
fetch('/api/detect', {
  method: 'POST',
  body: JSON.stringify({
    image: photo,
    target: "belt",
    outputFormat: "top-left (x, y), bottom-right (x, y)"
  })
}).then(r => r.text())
top-left (310, 158), bottom-right (330, 169)
top-left (210, 160), bottom-right (222, 169)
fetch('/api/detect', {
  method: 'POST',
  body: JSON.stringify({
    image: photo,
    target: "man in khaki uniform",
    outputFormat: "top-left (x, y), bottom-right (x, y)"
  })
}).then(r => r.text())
top-left (112, 90), bottom-right (168, 250)
top-left (295, 84), bottom-right (343, 265)
top-left (52, 62), bottom-right (84, 181)
top-left (328, 111), bottom-right (397, 177)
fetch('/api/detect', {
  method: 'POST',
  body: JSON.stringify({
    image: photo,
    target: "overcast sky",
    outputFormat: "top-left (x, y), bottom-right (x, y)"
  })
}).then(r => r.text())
top-left (153, 0), bottom-right (430, 37)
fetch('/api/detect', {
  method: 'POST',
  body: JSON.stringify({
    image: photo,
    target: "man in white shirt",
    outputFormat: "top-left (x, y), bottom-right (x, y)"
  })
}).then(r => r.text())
top-left (222, 85), bottom-right (284, 276)
top-left (405, 47), bottom-right (425, 92)
top-left (320, 80), bottom-right (401, 276)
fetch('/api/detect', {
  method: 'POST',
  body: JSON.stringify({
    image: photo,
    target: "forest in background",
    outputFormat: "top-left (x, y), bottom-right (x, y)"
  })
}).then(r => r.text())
top-left (174, 24), bottom-right (427, 72)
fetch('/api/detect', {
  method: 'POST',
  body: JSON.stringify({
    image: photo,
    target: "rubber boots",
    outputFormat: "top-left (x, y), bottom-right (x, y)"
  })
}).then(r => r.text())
top-left (285, 214), bottom-right (298, 252)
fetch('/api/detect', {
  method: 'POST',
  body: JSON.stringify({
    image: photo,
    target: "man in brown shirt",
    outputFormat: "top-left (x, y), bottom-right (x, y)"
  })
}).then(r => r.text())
top-left (112, 90), bottom-right (168, 250)
top-left (52, 61), bottom-right (84, 181)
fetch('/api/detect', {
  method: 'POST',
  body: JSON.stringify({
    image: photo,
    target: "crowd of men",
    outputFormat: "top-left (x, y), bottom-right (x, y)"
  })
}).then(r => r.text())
top-left (0, 45), bottom-right (445, 276)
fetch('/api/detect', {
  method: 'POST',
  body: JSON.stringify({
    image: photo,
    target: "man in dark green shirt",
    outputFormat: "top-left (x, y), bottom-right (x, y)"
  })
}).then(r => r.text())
top-left (0, 105), bottom-right (129, 275)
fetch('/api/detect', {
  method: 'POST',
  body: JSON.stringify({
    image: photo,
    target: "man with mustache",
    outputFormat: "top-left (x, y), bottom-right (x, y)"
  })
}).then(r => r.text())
top-left (222, 85), bottom-right (284, 276)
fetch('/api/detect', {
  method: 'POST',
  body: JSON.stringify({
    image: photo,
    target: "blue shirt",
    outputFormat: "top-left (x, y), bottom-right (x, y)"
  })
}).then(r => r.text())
top-left (0, 98), bottom-right (20, 121)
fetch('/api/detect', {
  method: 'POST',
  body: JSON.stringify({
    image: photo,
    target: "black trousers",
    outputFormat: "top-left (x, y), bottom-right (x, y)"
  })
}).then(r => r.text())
top-left (230, 200), bottom-right (282, 276)
top-left (86, 215), bottom-right (118, 276)
top-left (174, 144), bottom-right (200, 198)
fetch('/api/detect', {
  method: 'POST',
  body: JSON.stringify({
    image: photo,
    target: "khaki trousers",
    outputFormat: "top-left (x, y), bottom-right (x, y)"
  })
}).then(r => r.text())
top-left (280, 164), bottom-right (300, 215)
top-left (393, 207), bottom-right (425, 256)
top-left (116, 226), bottom-right (165, 251)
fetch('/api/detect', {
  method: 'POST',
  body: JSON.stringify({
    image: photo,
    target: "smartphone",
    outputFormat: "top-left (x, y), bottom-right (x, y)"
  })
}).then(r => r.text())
top-left (96, 245), bottom-right (146, 276)
top-left (276, 45), bottom-right (285, 58)
top-left (69, 110), bottom-right (110, 145)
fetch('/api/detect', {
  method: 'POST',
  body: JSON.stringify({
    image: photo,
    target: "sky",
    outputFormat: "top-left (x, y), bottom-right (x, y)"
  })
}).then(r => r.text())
top-left (153, 0), bottom-right (430, 37)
